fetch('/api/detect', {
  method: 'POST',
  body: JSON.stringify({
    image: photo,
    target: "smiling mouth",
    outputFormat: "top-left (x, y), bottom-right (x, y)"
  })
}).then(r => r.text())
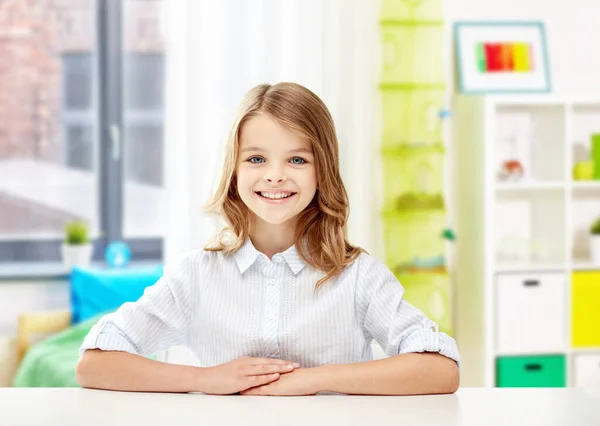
top-left (255, 191), bottom-right (297, 200)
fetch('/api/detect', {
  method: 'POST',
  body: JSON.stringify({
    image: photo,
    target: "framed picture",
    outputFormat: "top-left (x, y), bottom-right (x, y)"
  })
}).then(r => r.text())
top-left (454, 21), bottom-right (551, 94)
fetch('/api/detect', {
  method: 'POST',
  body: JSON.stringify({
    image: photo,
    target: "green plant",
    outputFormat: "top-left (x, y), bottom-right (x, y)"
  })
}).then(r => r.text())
top-left (65, 221), bottom-right (89, 245)
top-left (591, 217), bottom-right (600, 235)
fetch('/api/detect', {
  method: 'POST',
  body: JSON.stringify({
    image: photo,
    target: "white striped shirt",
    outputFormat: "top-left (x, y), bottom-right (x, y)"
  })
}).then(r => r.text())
top-left (80, 238), bottom-right (460, 368)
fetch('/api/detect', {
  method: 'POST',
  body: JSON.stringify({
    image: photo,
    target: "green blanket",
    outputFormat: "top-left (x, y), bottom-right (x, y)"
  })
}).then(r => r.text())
top-left (13, 314), bottom-right (104, 387)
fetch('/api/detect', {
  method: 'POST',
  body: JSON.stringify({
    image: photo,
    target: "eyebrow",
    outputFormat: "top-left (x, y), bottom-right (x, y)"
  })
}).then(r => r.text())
top-left (240, 147), bottom-right (313, 155)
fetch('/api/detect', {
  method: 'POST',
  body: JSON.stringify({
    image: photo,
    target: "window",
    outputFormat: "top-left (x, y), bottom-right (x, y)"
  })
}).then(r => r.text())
top-left (0, 0), bottom-right (165, 263)
top-left (63, 53), bottom-right (95, 172)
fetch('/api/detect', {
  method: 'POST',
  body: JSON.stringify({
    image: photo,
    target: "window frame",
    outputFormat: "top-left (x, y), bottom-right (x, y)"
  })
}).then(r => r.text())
top-left (0, 0), bottom-right (163, 264)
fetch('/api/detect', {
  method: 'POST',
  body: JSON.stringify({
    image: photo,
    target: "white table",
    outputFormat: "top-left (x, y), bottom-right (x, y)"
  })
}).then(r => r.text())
top-left (0, 387), bottom-right (599, 426)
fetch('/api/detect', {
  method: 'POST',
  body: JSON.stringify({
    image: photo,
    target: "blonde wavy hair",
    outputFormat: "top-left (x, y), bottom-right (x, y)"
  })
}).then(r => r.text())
top-left (204, 82), bottom-right (363, 286)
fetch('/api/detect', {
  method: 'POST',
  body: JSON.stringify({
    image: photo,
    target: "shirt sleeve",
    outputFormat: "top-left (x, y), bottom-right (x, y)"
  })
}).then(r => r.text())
top-left (79, 253), bottom-right (193, 357)
top-left (355, 254), bottom-right (460, 367)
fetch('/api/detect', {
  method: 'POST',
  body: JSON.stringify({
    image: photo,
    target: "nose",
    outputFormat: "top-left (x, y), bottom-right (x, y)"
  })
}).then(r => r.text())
top-left (264, 164), bottom-right (286, 184)
top-left (265, 175), bottom-right (286, 184)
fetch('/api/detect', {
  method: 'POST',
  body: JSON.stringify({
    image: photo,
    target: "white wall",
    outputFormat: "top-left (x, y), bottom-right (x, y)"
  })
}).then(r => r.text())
top-left (0, 280), bottom-right (69, 337)
top-left (447, 0), bottom-right (600, 94)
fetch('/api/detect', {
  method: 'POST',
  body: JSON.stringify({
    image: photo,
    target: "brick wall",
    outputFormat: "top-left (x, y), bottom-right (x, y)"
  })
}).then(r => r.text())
top-left (0, 0), bottom-right (164, 161)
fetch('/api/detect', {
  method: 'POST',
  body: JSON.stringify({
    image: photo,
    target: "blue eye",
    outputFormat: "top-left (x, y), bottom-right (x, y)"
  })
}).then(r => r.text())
top-left (248, 156), bottom-right (264, 164)
top-left (290, 157), bottom-right (306, 165)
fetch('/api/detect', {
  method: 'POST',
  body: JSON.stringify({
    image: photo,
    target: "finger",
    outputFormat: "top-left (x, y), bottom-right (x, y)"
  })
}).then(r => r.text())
top-left (248, 363), bottom-right (295, 376)
top-left (247, 373), bottom-right (279, 387)
top-left (250, 358), bottom-right (301, 368)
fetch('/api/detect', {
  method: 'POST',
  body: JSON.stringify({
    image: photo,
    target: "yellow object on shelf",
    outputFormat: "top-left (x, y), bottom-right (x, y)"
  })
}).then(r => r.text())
top-left (381, 0), bottom-right (443, 23)
top-left (571, 272), bottom-right (600, 348)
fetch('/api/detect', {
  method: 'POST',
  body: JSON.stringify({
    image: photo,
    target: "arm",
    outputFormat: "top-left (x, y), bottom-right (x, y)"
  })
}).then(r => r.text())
top-left (77, 350), bottom-right (299, 394)
top-left (76, 254), bottom-right (193, 391)
top-left (349, 256), bottom-right (461, 395)
top-left (312, 352), bottom-right (459, 395)
top-left (241, 352), bottom-right (458, 396)
top-left (76, 349), bottom-right (202, 392)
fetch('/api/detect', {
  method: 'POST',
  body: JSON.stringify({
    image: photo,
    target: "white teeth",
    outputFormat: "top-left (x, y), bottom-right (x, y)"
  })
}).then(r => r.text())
top-left (260, 192), bottom-right (293, 199)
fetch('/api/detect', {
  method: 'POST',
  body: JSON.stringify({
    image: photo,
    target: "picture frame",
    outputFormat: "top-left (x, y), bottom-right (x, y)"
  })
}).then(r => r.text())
top-left (454, 21), bottom-right (551, 94)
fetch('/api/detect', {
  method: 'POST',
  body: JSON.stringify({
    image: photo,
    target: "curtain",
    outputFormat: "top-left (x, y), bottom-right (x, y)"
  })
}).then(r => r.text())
top-left (163, 0), bottom-right (380, 266)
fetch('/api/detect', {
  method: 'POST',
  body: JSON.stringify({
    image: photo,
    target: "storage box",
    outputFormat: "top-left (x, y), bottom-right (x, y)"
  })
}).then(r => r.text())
top-left (380, 24), bottom-right (444, 85)
top-left (381, 88), bottom-right (445, 149)
top-left (382, 211), bottom-right (447, 269)
top-left (382, 147), bottom-right (445, 212)
top-left (496, 273), bottom-right (566, 354)
top-left (496, 355), bottom-right (566, 387)
top-left (572, 353), bottom-right (600, 387)
top-left (571, 271), bottom-right (600, 347)
top-left (397, 272), bottom-right (452, 335)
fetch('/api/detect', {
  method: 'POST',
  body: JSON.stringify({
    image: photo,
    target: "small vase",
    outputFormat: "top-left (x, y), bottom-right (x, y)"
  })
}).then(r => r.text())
top-left (590, 235), bottom-right (600, 265)
top-left (61, 243), bottom-right (93, 271)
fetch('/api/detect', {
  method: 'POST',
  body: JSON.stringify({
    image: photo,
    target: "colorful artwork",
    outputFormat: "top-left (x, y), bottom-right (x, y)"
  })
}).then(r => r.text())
top-left (454, 21), bottom-right (551, 93)
top-left (476, 42), bottom-right (534, 73)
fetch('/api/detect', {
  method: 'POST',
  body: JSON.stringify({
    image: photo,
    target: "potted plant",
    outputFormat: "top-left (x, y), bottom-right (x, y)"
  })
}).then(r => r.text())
top-left (61, 221), bottom-right (93, 270)
top-left (590, 217), bottom-right (600, 264)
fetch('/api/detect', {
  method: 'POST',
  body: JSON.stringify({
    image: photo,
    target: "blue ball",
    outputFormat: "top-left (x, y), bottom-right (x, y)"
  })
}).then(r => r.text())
top-left (105, 241), bottom-right (131, 268)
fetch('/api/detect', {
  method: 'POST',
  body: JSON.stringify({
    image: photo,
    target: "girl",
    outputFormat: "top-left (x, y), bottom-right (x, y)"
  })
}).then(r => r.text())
top-left (76, 82), bottom-right (460, 396)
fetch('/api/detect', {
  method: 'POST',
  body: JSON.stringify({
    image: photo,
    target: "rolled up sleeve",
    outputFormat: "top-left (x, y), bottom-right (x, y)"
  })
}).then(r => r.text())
top-left (355, 254), bottom-right (460, 367)
top-left (79, 253), bottom-right (192, 357)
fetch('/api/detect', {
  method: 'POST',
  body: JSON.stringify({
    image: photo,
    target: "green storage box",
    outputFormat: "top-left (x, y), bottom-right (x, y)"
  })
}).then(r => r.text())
top-left (381, 0), bottom-right (443, 22)
top-left (381, 88), bottom-right (445, 149)
top-left (496, 355), bottom-right (566, 387)
top-left (380, 23), bottom-right (444, 85)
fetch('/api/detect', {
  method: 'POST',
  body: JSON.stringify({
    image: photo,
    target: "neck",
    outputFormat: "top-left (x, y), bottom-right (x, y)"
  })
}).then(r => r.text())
top-left (249, 216), bottom-right (297, 259)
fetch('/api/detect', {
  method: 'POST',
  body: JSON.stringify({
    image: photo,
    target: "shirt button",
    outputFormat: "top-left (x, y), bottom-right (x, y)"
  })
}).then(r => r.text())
top-left (268, 313), bottom-right (275, 320)
top-left (269, 278), bottom-right (276, 286)
top-left (274, 256), bottom-right (283, 263)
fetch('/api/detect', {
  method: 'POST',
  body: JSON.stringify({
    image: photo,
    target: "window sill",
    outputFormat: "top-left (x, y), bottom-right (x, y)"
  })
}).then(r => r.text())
top-left (0, 260), bottom-right (161, 281)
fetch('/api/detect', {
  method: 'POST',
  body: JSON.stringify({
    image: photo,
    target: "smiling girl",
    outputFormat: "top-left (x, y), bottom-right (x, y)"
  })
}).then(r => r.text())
top-left (76, 82), bottom-right (460, 396)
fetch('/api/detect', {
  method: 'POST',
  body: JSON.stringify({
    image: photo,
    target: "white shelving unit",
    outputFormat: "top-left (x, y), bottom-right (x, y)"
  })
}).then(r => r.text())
top-left (452, 94), bottom-right (600, 388)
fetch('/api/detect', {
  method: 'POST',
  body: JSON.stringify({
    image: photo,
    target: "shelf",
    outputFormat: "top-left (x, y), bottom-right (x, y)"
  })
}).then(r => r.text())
top-left (572, 262), bottom-right (600, 271)
top-left (496, 181), bottom-right (565, 192)
top-left (381, 142), bottom-right (444, 156)
top-left (494, 349), bottom-right (567, 357)
top-left (569, 347), bottom-right (600, 354)
top-left (379, 82), bottom-right (445, 90)
top-left (379, 19), bottom-right (444, 26)
top-left (572, 181), bottom-right (600, 190)
top-left (495, 263), bottom-right (565, 273)
top-left (382, 206), bottom-right (445, 217)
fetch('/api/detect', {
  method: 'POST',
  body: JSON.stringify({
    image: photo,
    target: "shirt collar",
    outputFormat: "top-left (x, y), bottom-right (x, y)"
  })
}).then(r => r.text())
top-left (233, 237), bottom-right (307, 275)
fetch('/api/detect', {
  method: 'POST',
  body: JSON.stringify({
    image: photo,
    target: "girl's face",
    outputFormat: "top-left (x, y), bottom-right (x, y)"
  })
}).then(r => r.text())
top-left (236, 113), bottom-right (317, 227)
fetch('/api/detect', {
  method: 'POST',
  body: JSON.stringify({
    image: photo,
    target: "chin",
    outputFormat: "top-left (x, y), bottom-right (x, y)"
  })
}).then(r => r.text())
top-left (256, 214), bottom-right (293, 226)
